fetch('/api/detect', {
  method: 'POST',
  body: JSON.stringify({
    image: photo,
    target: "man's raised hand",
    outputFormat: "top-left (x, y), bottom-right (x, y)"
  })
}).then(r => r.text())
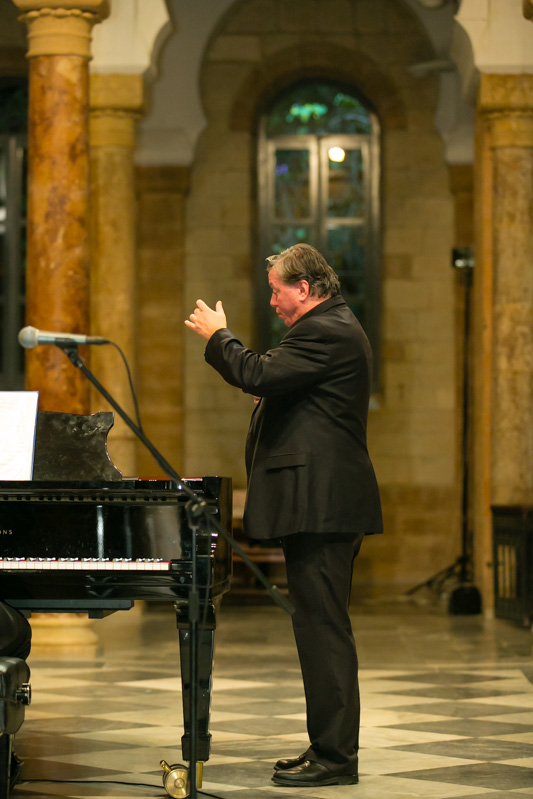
top-left (185, 299), bottom-right (227, 341)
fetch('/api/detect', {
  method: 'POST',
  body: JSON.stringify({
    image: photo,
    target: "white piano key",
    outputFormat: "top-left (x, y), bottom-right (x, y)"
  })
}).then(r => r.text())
top-left (0, 558), bottom-right (171, 571)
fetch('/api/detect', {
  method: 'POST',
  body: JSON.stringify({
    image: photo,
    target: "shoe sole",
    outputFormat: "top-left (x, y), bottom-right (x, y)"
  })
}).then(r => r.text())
top-left (272, 774), bottom-right (359, 787)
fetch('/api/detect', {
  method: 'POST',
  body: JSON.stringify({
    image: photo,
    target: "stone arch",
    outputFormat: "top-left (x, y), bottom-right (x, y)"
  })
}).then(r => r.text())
top-left (198, 0), bottom-right (437, 140)
top-left (229, 43), bottom-right (409, 135)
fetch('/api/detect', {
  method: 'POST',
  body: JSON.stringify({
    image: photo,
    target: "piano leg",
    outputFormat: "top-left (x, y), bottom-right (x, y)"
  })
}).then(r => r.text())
top-left (175, 601), bottom-right (216, 763)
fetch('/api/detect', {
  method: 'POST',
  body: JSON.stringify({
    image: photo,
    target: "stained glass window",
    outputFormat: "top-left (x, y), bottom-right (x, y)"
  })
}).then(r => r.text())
top-left (258, 81), bottom-right (381, 385)
top-left (265, 84), bottom-right (372, 137)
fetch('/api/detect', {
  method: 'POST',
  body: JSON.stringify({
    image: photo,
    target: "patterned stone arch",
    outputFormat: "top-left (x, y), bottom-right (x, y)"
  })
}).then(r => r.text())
top-left (198, 0), bottom-right (438, 138)
top-left (228, 43), bottom-right (409, 135)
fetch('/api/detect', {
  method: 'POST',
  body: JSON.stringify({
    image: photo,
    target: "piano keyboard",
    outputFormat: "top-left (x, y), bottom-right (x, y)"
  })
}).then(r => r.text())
top-left (0, 558), bottom-right (171, 571)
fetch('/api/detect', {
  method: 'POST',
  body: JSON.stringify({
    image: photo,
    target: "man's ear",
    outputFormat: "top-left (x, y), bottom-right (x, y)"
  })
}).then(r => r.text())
top-left (298, 280), bottom-right (310, 301)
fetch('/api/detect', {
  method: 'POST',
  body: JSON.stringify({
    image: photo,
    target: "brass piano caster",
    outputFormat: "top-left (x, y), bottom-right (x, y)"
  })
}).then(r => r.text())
top-left (160, 760), bottom-right (203, 798)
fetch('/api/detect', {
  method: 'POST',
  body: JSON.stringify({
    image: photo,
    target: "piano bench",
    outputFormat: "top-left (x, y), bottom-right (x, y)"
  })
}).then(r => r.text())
top-left (0, 658), bottom-right (31, 799)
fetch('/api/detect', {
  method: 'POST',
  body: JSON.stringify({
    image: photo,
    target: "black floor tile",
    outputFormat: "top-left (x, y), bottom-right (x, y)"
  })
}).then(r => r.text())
top-left (17, 733), bottom-right (134, 758)
top-left (24, 716), bottom-right (153, 734)
top-left (390, 762), bottom-right (533, 790)
top-left (386, 719), bottom-right (532, 737)
top-left (390, 736), bottom-right (533, 761)
top-left (22, 760), bottom-right (127, 781)
top-left (386, 672), bottom-right (506, 685)
top-left (389, 701), bottom-right (531, 718)
top-left (382, 685), bottom-right (525, 700)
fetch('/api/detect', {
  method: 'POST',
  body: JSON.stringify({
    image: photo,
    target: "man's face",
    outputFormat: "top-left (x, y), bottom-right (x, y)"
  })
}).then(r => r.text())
top-left (268, 268), bottom-right (306, 327)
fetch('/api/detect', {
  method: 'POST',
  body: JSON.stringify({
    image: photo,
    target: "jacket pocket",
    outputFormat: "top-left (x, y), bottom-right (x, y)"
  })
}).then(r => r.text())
top-left (265, 452), bottom-right (307, 470)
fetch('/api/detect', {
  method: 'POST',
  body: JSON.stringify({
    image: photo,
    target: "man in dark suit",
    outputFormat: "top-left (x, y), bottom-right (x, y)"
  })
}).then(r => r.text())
top-left (185, 243), bottom-right (382, 787)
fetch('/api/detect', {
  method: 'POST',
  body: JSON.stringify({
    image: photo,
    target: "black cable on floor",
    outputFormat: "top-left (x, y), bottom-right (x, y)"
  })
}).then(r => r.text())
top-left (20, 778), bottom-right (227, 799)
top-left (20, 779), bottom-right (160, 790)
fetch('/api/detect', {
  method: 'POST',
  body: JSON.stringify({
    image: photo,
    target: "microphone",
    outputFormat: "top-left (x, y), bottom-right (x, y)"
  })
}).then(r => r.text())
top-left (18, 326), bottom-right (109, 349)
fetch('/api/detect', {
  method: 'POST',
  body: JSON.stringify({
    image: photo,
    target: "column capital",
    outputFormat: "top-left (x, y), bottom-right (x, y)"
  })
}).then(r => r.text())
top-left (89, 73), bottom-right (144, 148)
top-left (488, 113), bottom-right (533, 149)
top-left (479, 74), bottom-right (533, 114)
top-left (478, 75), bottom-right (533, 148)
top-left (13, 0), bottom-right (109, 15)
top-left (90, 73), bottom-right (143, 113)
top-left (13, 1), bottom-right (110, 58)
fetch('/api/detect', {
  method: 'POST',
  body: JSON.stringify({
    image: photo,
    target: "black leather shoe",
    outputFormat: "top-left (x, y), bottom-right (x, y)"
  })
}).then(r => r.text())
top-left (271, 760), bottom-right (359, 787)
top-left (273, 752), bottom-right (307, 770)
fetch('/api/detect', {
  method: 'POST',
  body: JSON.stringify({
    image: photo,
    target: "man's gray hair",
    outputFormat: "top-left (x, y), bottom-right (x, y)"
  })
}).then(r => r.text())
top-left (266, 244), bottom-right (341, 299)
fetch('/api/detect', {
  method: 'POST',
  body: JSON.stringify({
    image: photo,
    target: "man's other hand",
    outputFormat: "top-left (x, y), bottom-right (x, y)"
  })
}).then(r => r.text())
top-left (185, 299), bottom-right (227, 341)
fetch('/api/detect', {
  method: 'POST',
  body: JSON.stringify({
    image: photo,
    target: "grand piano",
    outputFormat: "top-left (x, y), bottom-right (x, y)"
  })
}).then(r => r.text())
top-left (0, 410), bottom-right (232, 766)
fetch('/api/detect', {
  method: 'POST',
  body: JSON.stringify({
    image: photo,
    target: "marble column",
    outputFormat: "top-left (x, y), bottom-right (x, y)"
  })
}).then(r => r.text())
top-left (482, 76), bottom-right (533, 506)
top-left (13, 0), bottom-right (109, 649)
top-left (89, 73), bottom-right (143, 476)
top-left (473, 74), bottom-right (533, 610)
top-left (14, 0), bottom-right (109, 413)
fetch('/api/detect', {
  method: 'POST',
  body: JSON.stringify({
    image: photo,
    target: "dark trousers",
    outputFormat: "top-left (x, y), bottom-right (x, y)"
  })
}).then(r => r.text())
top-left (282, 532), bottom-right (365, 772)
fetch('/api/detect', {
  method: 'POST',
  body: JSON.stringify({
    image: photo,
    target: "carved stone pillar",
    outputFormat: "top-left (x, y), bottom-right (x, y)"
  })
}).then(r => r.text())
top-left (474, 74), bottom-right (533, 610)
top-left (89, 73), bottom-right (143, 475)
top-left (14, 0), bottom-right (109, 413)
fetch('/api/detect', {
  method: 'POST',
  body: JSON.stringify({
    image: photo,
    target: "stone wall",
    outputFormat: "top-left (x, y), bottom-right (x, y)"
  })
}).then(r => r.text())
top-left (135, 166), bottom-right (190, 478)
top-left (177, 0), bottom-right (461, 590)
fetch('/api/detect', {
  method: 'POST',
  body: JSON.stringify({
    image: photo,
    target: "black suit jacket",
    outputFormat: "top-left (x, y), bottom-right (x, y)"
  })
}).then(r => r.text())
top-left (205, 295), bottom-right (382, 540)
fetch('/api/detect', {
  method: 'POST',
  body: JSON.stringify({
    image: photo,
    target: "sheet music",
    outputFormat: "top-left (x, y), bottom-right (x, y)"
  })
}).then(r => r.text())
top-left (0, 391), bottom-right (39, 479)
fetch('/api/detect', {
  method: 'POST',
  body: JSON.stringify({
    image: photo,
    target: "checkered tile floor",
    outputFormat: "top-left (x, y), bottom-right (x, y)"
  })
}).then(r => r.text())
top-left (12, 599), bottom-right (533, 799)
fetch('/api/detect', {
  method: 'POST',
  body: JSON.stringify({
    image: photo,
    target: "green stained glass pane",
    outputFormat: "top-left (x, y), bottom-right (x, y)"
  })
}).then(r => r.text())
top-left (327, 226), bottom-right (366, 325)
top-left (266, 83), bottom-right (371, 137)
top-left (274, 150), bottom-right (310, 219)
top-left (328, 148), bottom-right (365, 219)
top-left (270, 224), bottom-right (310, 255)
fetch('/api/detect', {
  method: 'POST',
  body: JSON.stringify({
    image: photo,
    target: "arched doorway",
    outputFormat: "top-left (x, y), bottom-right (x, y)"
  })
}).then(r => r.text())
top-left (257, 80), bottom-right (381, 380)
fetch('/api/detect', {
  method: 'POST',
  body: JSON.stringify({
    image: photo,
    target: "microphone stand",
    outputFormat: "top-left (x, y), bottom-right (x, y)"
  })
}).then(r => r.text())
top-left (59, 344), bottom-right (293, 799)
